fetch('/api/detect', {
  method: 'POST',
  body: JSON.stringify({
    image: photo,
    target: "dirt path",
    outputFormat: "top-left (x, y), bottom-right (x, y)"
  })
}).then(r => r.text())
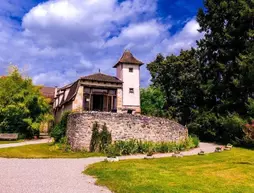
top-left (0, 138), bottom-right (52, 149)
top-left (0, 142), bottom-right (218, 193)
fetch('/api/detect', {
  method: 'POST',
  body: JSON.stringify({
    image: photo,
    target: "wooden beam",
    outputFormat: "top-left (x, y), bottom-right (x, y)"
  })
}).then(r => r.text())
top-left (89, 94), bottom-right (91, 111)
top-left (111, 96), bottom-right (113, 110)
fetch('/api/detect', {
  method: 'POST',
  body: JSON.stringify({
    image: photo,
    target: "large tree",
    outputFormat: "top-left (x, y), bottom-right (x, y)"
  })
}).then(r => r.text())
top-left (197, 0), bottom-right (254, 115)
top-left (147, 49), bottom-right (202, 124)
top-left (0, 67), bottom-right (50, 138)
top-left (146, 0), bottom-right (254, 145)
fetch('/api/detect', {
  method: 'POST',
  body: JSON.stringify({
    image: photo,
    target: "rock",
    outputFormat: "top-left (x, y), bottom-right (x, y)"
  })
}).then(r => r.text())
top-left (198, 151), bottom-right (205, 155)
top-left (144, 156), bottom-right (154, 159)
top-left (105, 157), bottom-right (119, 162)
top-left (172, 153), bottom-right (183, 158)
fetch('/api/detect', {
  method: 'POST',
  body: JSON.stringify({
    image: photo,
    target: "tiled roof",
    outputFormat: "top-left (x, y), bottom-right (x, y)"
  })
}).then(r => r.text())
top-left (58, 83), bottom-right (72, 91)
top-left (40, 86), bottom-right (55, 102)
top-left (80, 73), bottom-right (123, 84)
top-left (62, 80), bottom-right (79, 105)
top-left (113, 50), bottom-right (143, 68)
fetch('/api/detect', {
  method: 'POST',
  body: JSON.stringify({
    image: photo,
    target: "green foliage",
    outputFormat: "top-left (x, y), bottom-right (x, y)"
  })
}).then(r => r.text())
top-left (90, 122), bottom-right (100, 152)
top-left (100, 123), bottom-right (112, 151)
top-left (50, 111), bottom-right (71, 142)
top-left (105, 144), bottom-right (120, 158)
top-left (145, 0), bottom-right (254, 146)
top-left (90, 122), bottom-right (112, 152)
top-left (219, 114), bottom-right (245, 145)
top-left (50, 137), bottom-right (72, 153)
top-left (0, 66), bottom-right (50, 138)
top-left (105, 137), bottom-right (197, 156)
top-left (147, 49), bottom-right (201, 124)
top-left (140, 87), bottom-right (167, 117)
top-left (187, 111), bottom-right (219, 141)
top-left (190, 135), bottom-right (200, 148)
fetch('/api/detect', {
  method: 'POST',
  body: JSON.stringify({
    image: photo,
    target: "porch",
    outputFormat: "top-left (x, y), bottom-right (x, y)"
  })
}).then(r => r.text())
top-left (83, 87), bottom-right (117, 112)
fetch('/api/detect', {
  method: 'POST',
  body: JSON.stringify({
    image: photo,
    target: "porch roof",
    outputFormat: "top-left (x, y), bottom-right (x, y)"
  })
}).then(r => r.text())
top-left (80, 72), bottom-right (122, 84)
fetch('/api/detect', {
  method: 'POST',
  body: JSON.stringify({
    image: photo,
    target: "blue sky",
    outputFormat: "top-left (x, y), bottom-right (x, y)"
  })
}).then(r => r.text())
top-left (0, 0), bottom-right (204, 87)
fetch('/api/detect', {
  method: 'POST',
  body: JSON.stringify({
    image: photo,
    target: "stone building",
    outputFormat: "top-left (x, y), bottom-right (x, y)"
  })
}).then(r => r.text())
top-left (53, 50), bottom-right (143, 122)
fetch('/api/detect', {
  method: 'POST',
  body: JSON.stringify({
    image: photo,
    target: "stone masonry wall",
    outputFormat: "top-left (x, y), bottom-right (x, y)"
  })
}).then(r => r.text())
top-left (67, 112), bottom-right (188, 151)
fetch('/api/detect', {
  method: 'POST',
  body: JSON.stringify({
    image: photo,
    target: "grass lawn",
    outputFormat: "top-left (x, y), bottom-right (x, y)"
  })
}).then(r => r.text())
top-left (0, 143), bottom-right (104, 158)
top-left (0, 140), bottom-right (24, 144)
top-left (85, 148), bottom-right (254, 193)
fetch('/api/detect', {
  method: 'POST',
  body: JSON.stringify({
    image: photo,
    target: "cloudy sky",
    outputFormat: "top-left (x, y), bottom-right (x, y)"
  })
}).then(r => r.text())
top-left (0, 0), bottom-right (204, 87)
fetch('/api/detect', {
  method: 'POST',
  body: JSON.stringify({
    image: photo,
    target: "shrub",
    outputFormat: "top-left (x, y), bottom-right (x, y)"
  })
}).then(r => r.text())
top-left (105, 144), bottom-right (120, 158)
top-left (90, 122), bottom-right (100, 152)
top-left (190, 135), bottom-right (200, 148)
top-left (243, 121), bottom-right (254, 147)
top-left (100, 123), bottom-right (112, 151)
top-left (50, 124), bottom-right (62, 142)
top-left (219, 114), bottom-right (245, 145)
top-left (90, 122), bottom-right (112, 152)
top-left (50, 111), bottom-right (71, 142)
top-left (105, 137), bottom-right (196, 156)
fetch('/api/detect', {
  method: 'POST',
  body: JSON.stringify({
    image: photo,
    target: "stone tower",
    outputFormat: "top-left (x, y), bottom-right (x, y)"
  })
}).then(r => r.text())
top-left (113, 50), bottom-right (143, 114)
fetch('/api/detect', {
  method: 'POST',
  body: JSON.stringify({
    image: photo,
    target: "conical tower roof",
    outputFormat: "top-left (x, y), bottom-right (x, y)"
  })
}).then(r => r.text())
top-left (113, 50), bottom-right (143, 68)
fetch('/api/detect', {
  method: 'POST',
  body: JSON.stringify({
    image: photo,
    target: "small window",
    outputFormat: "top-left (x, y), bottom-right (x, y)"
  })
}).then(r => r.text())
top-left (129, 68), bottom-right (133, 73)
top-left (129, 88), bottom-right (134, 94)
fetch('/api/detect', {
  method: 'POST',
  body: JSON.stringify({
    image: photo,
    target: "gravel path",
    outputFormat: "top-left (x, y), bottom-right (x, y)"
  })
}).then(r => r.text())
top-left (0, 139), bottom-right (52, 149)
top-left (0, 142), bottom-right (218, 193)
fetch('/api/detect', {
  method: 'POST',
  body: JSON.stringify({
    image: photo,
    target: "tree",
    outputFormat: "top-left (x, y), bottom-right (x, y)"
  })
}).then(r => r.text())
top-left (140, 87), bottom-right (167, 117)
top-left (0, 66), bottom-right (50, 138)
top-left (146, 0), bottom-right (254, 145)
top-left (147, 49), bottom-right (202, 124)
top-left (197, 0), bottom-right (254, 115)
top-left (193, 0), bottom-right (254, 144)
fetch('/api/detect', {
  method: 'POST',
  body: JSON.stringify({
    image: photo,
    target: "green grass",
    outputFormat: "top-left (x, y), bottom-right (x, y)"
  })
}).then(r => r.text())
top-left (85, 148), bottom-right (254, 193)
top-left (0, 143), bottom-right (104, 158)
top-left (0, 140), bottom-right (24, 144)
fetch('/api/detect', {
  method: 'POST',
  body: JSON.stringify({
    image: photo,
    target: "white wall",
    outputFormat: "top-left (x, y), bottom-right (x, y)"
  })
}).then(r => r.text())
top-left (121, 64), bottom-right (140, 106)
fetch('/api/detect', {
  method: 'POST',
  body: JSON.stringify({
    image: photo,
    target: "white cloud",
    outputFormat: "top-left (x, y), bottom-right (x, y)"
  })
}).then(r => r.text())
top-left (166, 19), bottom-right (203, 54)
top-left (0, 0), bottom-right (203, 87)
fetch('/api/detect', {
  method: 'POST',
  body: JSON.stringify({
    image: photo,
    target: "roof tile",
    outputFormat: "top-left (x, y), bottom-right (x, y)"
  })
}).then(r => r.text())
top-left (80, 73), bottom-right (122, 83)
top-left (113, 50), bottom-right (143, 67)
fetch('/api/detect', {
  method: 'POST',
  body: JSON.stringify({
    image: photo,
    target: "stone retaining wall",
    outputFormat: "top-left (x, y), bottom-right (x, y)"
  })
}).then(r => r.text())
top-left (67, 112), bottom-right (188, 151)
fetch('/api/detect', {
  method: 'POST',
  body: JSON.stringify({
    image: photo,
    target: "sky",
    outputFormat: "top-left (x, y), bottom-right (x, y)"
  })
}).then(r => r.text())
top-left (0, 0), bottom-right (204, 87)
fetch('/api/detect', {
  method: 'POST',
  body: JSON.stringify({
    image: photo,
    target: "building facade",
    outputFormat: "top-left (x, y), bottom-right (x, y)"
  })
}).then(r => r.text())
top-left (53, 50), bottom-right (143, 122)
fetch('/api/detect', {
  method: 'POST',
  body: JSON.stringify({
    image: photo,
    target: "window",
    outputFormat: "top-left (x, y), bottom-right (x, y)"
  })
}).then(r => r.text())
top-left (129, 68), bottom-right (133, 72)
top-left (129, 88), bottom-right (134, 94)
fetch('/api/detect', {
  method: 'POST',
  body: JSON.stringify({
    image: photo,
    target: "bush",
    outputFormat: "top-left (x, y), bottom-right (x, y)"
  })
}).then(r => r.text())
top-left (188, 112), bottom-right (219, 142)
top-left (50, 111), bottom-right (71, 142)
top-left (105, 144), bottom-right (120, 158)
top-left (90, 122), bottom-right (100, 152)
top-left (90, 122), bottom-right (112, 152)
top-left (190, 135), bottom-right (200, 148)
top-left (219, 114), bottom-right (245, 145)
top-left (100, 123), bottom-right (112, 151)
top-left (243, 121), bottom-right (254, 147)
top-left (104, 137), bottom-right (196, 156)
